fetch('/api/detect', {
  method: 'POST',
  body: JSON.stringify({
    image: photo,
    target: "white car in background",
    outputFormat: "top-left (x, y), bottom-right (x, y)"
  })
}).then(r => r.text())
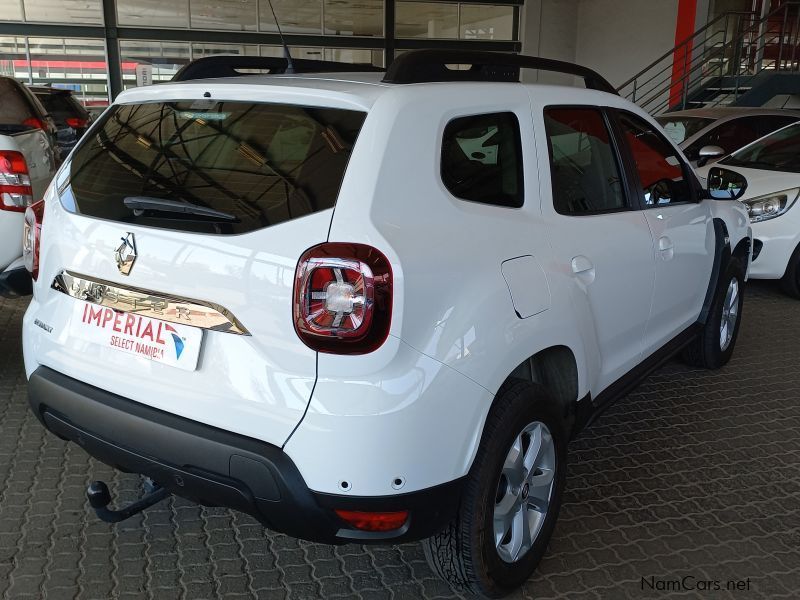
top-left (656, 107), bottom-right (800, 167)
top-left (0, 76), bottom-right (57, 298)
top-left (697, 121), bottom-right (800, 298)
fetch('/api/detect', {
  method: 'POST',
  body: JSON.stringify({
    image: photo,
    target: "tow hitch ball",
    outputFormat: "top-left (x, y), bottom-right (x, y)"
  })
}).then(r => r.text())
top-left (86, 479), bottom-right (170, 523)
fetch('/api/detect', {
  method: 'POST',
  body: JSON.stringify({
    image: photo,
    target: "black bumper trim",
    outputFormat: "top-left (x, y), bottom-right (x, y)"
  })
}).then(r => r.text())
top-left (27, 366), bottom-right (463, 544)
top-left (0, 266), bottom-right (32, 299)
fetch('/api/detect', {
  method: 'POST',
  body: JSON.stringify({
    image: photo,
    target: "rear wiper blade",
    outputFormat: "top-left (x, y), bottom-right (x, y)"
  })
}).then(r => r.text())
top-left (123, 196), bottom-right (238, 221)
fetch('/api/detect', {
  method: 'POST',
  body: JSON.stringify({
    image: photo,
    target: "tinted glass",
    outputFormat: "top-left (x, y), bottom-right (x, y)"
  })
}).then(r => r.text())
top-left (722, 122), bottom-right (800, 172)
top-left (544, 107), bottom-right (626, 215)
top-left (655, 116), bottom-right (714, 144)
top-left (67, 101), bottom-right (366, 234)
top-left (441, 112), bottom-right (523, 208)
top-left (0, 78), bottom-right (39, 133)
top-left (35, 92), bottom-right (88, 126)
top-left (685, 115), bottom-right (800, 160)
top-left (619, 112), bottom-right (692, 207)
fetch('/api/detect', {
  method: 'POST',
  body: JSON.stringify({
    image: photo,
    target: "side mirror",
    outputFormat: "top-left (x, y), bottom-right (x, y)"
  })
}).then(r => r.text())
top-left (696, 145), bottom-right (725, 167)
top-left (706, 166), bottom-right (748, 200)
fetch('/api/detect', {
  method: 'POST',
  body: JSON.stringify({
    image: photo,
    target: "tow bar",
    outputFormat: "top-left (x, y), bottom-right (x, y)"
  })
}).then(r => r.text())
top-left (86, 479), bottom-right (170, 523)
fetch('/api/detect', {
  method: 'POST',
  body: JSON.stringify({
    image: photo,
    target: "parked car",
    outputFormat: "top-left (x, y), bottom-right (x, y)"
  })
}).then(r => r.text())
top-left (696, 120), bottom-right (800, 298)
top-left (29, 86), bottom-right (92, 162)
top-left (22, 52), bottom-right (752, 598)
top-left (0, 76), bottom-right (57, 298)
top-left (655, 107), bottom-right (800, 166)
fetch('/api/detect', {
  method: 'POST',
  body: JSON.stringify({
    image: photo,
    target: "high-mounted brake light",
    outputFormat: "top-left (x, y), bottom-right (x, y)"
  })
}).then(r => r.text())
top-left (23, 200), bottom-right (45, 281)
top-left (293, 243), bottom-right (392, 354)
top-left (335, 509), bottom-right (409, 532)
top-left (0, 150), bottom-right (33, 212)
top-left (66, 117), bottom-right (88, 129)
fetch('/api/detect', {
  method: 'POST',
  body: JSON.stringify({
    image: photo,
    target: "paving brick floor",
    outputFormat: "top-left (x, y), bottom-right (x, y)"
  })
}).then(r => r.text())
top-left (0, 282), bottom-right (798, 599)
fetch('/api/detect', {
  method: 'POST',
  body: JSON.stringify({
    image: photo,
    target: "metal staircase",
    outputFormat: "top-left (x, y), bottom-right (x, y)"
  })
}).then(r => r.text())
top-left (618, 2), bottom-right (800, 114)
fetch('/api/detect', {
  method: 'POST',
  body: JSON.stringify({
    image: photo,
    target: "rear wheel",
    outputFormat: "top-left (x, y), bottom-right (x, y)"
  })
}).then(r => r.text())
top-left (779, 244), bottom-right (800, 299)
top-left (422, 380), bottom-right (566, 598)
top-left (684, 257), bottom-right (745, 369)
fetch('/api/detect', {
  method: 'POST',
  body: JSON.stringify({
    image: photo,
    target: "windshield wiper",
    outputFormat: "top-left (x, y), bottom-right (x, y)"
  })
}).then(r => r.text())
top-left (123, 196), bottom-right (239, 222)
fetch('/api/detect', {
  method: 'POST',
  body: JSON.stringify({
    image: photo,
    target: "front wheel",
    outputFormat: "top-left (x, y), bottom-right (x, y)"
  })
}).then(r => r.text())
top-left (684, 258), bottom-right (745, 369)
top-left (422, 380), bottom-right (566, 598)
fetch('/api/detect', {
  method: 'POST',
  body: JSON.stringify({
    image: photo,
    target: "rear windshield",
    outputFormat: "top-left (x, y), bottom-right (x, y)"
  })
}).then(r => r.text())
top-left (65, 101), bottom-right (367, 234)
top-left (36, 91), bottom-right (87, 125)
top-left (0, 78), bottom-right (39, 134)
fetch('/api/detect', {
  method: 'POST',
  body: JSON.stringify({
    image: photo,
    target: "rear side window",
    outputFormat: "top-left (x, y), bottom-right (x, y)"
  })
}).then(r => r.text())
top-left (66, 101), bottom-right (366, 234)
top-left (0, 78), bottom-right (39, 133)
top-left (544, 107), bottom-right (626, 215)
top-left (441, 112), bottom-right (523, 208)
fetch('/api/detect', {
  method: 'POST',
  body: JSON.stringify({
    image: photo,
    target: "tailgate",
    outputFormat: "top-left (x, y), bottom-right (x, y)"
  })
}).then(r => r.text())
top-left (24, 97), bottom-right (367, 447)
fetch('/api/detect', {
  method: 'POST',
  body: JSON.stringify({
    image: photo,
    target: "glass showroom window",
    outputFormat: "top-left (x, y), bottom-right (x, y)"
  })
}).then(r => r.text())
top-left (396, 1), bottom-right (516, 40)
top-left (0, 2), bottom-right (23, 22)
top-left (26, 37), bottom-right (108, 106)
top-left (258, 0), bottom-right (382, 36)
top-left (118, 0), bottom-right (190, 28)
top-left (192, 43), bottom-right (260, 58)
top-left (191, 0), bottom-right (258, 31)
top-left (119, 40), bottom-right (191, 88)
top-left (21, 0), bottom-right (103, 24)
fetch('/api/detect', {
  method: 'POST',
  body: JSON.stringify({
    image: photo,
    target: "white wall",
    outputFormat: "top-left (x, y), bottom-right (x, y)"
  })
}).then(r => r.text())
top-left (521, 0), bottom-right (694, 90)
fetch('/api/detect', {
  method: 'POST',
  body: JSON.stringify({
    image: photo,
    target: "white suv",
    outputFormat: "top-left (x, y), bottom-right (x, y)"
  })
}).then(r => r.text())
top-left (22, 52), bottom-right (753, 598)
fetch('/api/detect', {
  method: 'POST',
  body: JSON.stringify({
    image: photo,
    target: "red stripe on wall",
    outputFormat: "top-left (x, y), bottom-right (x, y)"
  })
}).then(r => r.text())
top-left (670, 0), bottom-right (699, 109)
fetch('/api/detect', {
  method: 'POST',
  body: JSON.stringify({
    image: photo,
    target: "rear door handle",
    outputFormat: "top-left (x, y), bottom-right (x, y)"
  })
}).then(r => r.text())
top-left (571, 255), bottom-right (595, 283)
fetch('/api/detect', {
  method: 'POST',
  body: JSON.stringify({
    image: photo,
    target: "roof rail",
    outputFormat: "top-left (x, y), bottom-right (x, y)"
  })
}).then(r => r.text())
top-left (382, 50), bottom-right (617, 95)
top-left (172, 55), bottom-right (383, 82)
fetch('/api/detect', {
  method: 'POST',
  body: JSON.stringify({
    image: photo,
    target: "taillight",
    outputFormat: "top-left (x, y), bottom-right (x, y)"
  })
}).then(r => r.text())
top-left (0, 150), bottom-right (33, 212)
top-left (65, 117), bottom-right (88, 129)
top-left (335, 509), bottom-right (409, 532)
top-left (293, 243), bottom-right (392, 354)
top-left (22, 117), bottom-right (45, 131)
top-left (23, 200), bottom-right (44, 281)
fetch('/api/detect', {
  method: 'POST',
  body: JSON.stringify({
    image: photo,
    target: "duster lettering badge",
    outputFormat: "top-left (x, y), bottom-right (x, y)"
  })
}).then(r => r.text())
top-left (70, 300), bottom-right (203, 371)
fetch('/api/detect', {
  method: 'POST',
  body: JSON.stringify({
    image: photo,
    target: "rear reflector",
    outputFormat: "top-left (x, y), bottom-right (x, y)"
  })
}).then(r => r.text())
top-left (0, 150), bottom-right (33, 212)
top-left (23, 200), bottom-right (45, 281)
top-left (334, 510), bottom-right (409, 532)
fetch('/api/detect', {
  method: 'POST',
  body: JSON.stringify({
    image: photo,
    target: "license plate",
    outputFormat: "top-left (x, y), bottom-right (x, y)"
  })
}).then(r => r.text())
top-left (70, 301), bottom-right (203, 371)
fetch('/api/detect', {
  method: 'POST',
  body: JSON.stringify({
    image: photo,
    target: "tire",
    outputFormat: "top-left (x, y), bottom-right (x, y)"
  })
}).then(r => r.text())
top-left (422, 380), bottom-right (567, 598)
top-left (684, 257), bottom-right (745, 369)
top-left (779, 244), bottom-right (800, 299)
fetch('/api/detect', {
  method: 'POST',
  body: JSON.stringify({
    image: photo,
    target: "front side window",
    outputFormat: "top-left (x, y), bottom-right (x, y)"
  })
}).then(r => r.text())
top-left (618, 112), bottom-right (692, 207)
top-left (544, 107), bottom-right (626, 215)
top-left (441, 112), bottom-right (523, 208)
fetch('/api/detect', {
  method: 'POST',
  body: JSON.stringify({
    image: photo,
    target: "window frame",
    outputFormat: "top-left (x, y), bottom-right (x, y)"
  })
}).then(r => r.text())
top-left (543, 104), bottom-right (637, 217)
top-left (439, 110), bottom-right (525, 209)
top-left (610, 108), bottom-right (700, 210)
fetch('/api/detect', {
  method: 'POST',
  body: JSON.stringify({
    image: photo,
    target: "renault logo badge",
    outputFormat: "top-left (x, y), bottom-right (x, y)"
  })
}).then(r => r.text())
top-left (115, 233), bottom-right (137, 276)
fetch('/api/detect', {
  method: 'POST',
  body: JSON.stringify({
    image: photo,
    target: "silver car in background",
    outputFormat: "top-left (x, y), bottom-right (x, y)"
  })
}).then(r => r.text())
top-left (656, 107), bottom-right (800, 167)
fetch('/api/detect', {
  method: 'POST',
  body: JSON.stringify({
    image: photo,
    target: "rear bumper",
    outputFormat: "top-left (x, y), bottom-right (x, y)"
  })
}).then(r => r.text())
top-left (0, 264), bottom-right (32, 299)
top-left (27, 366), bottom-right (463, 544)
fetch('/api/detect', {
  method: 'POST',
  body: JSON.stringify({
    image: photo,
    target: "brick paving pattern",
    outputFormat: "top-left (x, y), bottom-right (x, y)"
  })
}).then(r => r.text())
top-left (0, 282), bottom-right (798, 599)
